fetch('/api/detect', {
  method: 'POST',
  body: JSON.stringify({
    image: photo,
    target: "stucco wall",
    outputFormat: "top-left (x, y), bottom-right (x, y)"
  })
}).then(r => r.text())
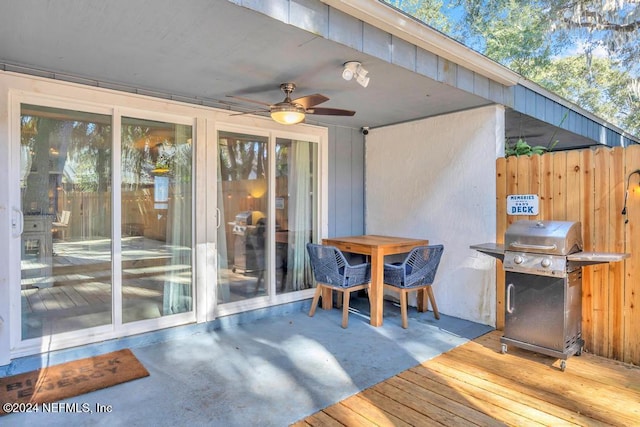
top-left (365, 105), bottom-right (504, 326)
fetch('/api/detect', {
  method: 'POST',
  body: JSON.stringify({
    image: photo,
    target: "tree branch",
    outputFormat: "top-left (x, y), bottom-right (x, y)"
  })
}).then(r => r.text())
top-left (562, 16), bottom-right (640, 32)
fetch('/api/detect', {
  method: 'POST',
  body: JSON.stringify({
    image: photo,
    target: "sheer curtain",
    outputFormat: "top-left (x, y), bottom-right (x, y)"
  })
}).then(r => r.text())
top-left (216, 162), bottom-right (230, 302)
top-left (287, 141), bottom-right (312, 291)
top-left (162, 128), bottom-right (193, 315)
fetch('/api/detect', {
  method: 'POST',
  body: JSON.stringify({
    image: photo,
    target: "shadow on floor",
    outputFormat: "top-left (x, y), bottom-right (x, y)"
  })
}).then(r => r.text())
top-left (3, 296), bottom-right (493, 427)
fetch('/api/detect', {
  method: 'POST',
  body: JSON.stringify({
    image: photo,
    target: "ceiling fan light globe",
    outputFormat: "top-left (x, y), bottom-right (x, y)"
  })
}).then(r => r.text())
top-left (342, 68), bottom-right (354, 81)
top-left (270, 103), bottom-right (306, 125)
top-left (271, 111), bottom-right (305, 124)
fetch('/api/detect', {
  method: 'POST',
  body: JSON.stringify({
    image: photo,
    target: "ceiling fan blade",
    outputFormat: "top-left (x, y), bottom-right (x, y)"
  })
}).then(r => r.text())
top-left (292, 94), bottom-right (329, 109)
top-left (229, 109), bottom-right (269, 116)
top-left (307, 107), bottom-right (355, 117)
top-left (226, 94), bottom-right (272, 107)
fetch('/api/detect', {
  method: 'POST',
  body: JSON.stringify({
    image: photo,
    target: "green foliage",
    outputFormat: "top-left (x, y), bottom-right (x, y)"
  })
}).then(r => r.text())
top-left (506, 110), bottom-right (565, 157)
top-left (455, 0), bottom-right (557, 77)
top-left (528, 56), bottom-right (640, 136)
top-left (386, 0), bottom-right (453, 33)
top-left (549, 1), bottom-right (640, 76)
top-left (382, 0), bottom-right (640, 138)
top-left (504, 138), bottom-right (554, 157)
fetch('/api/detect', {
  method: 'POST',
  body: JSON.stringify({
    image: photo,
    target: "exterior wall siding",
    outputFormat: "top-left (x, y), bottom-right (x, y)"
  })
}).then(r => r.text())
top-left (328, 126), bottom-right (365, 237)
top-left (240, 0), bottom-right (512, 106)
top-left (510, 84), bottom-right (634, 147)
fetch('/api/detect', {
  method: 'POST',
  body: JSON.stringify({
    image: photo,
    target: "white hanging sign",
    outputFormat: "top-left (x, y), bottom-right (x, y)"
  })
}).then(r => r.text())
top-left (507, 194), bottom-right (539, 215)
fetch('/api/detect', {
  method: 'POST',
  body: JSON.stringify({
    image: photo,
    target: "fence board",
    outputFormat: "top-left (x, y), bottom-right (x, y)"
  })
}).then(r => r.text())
top-left (540, 153), bottom-right (554, 219)
top-left (624, 145), bottom-right (640, 363)
top-left (506, 157), bottom-right (518, 227)
top-left (591, 148), bottom-right (610, 356)
top-left (496, 146), bottom-right (637, 364)
top-left (580, 149), bottom-right (595, 353)
top-left (566, 151), bottom-right (581, 223)
top-left (552, 152), bottom-right (567, 220)
top-left (496, 158), bottom-right (507, 330)
top-left (610, 148), bottom-right (625, 359)
top-left (516, 155), bottom-right (531, 221)
top-left (529, 154), bottom-right (541, 201)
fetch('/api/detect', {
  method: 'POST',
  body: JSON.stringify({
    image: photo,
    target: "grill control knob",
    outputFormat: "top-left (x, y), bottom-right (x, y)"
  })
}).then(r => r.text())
top-left (541, 258), bottom-right (552, 268)
top-left (513, 255), bottom-right (524, 264)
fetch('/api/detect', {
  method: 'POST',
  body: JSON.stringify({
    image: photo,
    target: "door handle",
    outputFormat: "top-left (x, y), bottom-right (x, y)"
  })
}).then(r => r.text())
top-left (216, 208), bottom-right (221, 229)
top-left (506, 283), bottom-right (515, 314)
top-left (12, 208), bottom-right (24, 237)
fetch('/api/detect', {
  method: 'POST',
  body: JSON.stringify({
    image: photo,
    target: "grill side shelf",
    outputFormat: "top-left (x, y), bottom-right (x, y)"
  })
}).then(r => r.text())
top-left (470, 243), bottom-right (505, 262)
top-left (567, 251), bottom-right (630, 268)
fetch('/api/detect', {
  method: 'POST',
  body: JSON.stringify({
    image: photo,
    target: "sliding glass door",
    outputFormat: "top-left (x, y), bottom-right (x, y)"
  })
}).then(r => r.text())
top-left (13, 89), bottom-right (323, 358)
top-left (216, 130), bottom-right (317, 305)
top-left (121, 117), bottom-right (193, 322)
top-left (18, 102), bottom-right (193, 344)
top-left (275, 138), bottom-right (317, 295)
top-left (20, 104), bottom-right (113, 339)
top-left (216, 131), bottom-right (269, 303)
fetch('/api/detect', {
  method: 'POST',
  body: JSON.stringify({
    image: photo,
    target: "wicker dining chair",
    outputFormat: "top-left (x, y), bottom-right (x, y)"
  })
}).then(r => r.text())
top-left (306, 243), bottom-right (371, 328)
top-left (383, 244), bottom-right (444, 328)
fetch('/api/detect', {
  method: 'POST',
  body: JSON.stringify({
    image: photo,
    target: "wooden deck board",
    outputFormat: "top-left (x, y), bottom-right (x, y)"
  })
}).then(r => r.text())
top-left (420, 359), bottom-right (593, 426)
top-left (446, 341), bottom-right (640, 425)
top-left (408, 364), bottom-right (553, 426)
top-left (359, 388), bottom-right (445, 426)
top-left (49, 285), bottom-right (75, 309)
top-left (386, 375), bottom-right (505, 427)
top-left (424, 353), bottom-right (607, 426)
top-left (303, 410), bottom-right (344, 426)
top-left (371, 381), bottom-right (476, 426)
top-left (295, 331), bottom-right (640, 426)
top-left (323, 402), bottom-right (381, 426)
top-left (340, 394), bottom-right (412, 427)
top-left (61, 284), bottom-right (91, 307)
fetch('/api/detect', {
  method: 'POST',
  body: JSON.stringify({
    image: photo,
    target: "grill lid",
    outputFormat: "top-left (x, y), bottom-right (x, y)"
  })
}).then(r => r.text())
top-left (505, 220), bottom-right (583, 255)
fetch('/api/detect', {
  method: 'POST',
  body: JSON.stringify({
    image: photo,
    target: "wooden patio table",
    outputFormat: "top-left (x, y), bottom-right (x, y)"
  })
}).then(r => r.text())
top-left (322, 235), bottom-right (428, 327)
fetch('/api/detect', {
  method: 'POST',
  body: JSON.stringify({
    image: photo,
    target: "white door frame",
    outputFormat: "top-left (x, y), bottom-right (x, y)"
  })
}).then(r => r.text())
top-left (0, 72), bottom-right (328, 364)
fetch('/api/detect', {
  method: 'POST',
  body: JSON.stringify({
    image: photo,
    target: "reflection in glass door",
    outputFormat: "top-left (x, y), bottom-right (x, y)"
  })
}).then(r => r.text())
top-left (20, 104), bottom-right (113, 339)
top-left (19, 104), bottom-right (194, 343)
top-left (217, 131), bottom-right (268, 303)
top-left (275, 138), bottom-right (317, 295)
top-left (121, 118), bottom-right (193, 321)
top-left (216, 131), bottom-right (318, 304)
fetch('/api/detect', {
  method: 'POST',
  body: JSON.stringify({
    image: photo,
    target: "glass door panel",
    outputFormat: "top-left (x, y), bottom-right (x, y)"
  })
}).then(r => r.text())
top-left (217, 131), bottom-right (268, 303)
top-left (275, 138), bottom-right (317, 294)
top-left (20, 104), bottom-right (113, 339)
top-left (121, 117), bottom-right (193, 322)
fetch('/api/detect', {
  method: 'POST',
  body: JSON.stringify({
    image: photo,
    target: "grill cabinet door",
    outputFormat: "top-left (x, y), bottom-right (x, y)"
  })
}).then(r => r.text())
top-left (504, 272), bottom-right (566, 351)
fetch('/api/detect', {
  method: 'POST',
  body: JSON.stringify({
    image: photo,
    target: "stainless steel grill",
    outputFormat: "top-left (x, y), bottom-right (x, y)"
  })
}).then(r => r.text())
top-left (472, 220), bottom-right (628, 371)
top-left (229, 211), bottom-right (265, 274)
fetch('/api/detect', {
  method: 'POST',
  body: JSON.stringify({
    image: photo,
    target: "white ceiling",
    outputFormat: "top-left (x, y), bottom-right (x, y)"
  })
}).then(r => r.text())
top-left (0, 0), bottom-right (602, 149)
top-left (0, 1), bottom-right (495, 126)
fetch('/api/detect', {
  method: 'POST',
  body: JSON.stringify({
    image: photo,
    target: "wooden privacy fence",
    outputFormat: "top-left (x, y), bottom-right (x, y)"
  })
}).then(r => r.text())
top-left (496, 144), bottom-right (640, 365)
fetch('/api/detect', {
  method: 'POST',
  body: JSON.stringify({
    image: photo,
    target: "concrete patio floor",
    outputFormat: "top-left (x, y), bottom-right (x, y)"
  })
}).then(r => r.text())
top-left (2, 297), bottom-right (493, 426)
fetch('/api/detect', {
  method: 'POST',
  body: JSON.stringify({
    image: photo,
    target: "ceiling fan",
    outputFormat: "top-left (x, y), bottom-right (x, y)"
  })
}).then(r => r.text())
top-left (227, 83), bottom-right (355, 125)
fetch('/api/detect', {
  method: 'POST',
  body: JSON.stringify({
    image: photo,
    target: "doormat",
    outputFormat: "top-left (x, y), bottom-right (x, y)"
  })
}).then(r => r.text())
top-left (0, 349), bottom-right (149, 415)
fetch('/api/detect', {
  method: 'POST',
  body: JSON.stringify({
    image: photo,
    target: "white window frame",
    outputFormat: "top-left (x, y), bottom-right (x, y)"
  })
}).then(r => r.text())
top-left (210, 120), bottom-right (328, 319)
top-left (0, 73), bottom-right (328, 362)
